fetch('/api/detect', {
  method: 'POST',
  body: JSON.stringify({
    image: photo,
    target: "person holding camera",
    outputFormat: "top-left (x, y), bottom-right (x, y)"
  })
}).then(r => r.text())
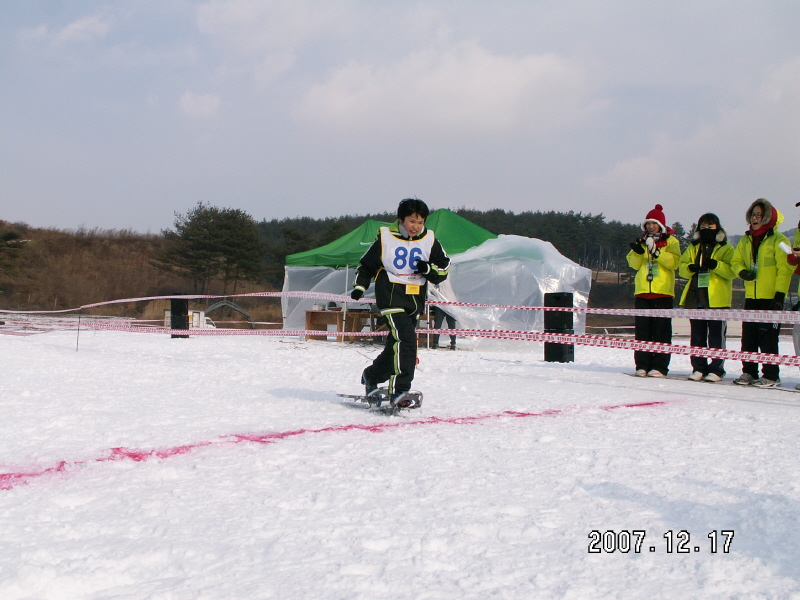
top-left (784, 202), bottom-right (800, 389)
top-left (627, 204), bottom-right (681, 377)
top-left (678, 213), bottom-right (735, 382)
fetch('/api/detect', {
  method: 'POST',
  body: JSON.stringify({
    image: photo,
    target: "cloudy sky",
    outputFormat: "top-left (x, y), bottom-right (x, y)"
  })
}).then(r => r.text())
top-left (2, 1), bottom-right (800, 234)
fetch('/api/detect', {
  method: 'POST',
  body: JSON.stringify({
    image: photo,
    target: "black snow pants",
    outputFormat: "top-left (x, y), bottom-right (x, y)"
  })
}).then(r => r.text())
top-left (363, 310), bottom-right (418, 394)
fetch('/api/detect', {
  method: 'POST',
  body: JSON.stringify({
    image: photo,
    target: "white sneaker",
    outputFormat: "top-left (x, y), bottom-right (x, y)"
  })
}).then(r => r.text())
top-left (688, 371), bottom-right (704, 381)
top-left (647, 370), bottom-right (666, 378)
top-left (635, 369), bottom-right (648, 377)
top-left (752, 378), bottom-right (780, 388)
top-left (704, 373), bottom-right (722, 383)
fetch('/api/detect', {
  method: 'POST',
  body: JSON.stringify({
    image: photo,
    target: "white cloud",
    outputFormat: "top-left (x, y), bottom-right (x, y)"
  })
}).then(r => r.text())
top-left (179, 91), bottom-right (222, 118)
top-left (586, 57), bottom-right (800, 224)
top-left (17, 14), bottom-right (111, 46)
top-left (196, 0), bottom-right (330, 82)
top-left (295, 41), bottom-right (604, 137)
top-left (55, 15), bottom-right (111, 43)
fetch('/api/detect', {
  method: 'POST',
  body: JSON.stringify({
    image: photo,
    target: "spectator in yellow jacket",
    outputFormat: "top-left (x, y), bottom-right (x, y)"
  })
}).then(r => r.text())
top-left (678, 213), bottom-right (735, 382)
top-left (783, 203), bottom-right (800, 389)
top-left (731, 198), bottom-right (793, 388)
top-left (627, 204), bottom-right (681, 377)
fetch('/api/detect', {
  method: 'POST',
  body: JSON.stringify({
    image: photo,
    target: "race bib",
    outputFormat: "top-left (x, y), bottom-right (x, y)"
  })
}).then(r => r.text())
top-left (380, 227), bottom-right (435, 286)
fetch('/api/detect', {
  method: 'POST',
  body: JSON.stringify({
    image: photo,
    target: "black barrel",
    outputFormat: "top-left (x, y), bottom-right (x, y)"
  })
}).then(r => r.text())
top-left (543, 292), bottom-right (574, 362)
top-left (170, 297), bottom-right (190, 339)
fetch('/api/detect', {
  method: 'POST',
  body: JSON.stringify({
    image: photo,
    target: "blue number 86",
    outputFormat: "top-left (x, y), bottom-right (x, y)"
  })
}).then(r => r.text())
top-left (393, 247), bottom-right (423, 270)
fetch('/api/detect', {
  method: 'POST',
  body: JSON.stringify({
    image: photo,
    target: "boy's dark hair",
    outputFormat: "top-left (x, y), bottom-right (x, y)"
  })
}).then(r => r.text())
top-left (397, 198), bottom-right (429, 221)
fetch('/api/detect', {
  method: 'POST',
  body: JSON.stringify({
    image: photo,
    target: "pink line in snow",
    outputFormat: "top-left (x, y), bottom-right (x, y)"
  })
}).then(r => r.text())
top-left (0, 401), bottom-right (669, 491)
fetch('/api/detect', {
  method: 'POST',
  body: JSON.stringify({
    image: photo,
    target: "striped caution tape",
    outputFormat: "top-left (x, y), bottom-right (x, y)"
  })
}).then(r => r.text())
top-left (4, 291), bottom-right (800, 366)
top-left (81, 321), bottom-right (800, 368)
top-left (3, 290), bottom-right (800, 325)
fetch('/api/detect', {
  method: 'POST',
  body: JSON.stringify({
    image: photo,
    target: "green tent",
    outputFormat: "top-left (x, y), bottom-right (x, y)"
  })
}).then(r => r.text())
top-left (285, 219), bottom-right (391, 267)
top-left (285, 209), bottom-right (496, 267)
top-left (424, 209), bottom-right (497, 255)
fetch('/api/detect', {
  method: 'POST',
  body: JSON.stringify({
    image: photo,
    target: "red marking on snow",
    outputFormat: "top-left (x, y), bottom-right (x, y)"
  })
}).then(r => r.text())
top-left (0, 401), bottom-right (668, 491)
top-left (104, 442), bottom-right (212, 462)
top-left (0, 461), bottom-right (68, 489)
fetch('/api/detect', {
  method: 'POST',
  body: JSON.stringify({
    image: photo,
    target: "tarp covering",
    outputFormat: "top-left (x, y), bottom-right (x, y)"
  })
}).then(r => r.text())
top-left (427, 235), bottom-right (591, 348)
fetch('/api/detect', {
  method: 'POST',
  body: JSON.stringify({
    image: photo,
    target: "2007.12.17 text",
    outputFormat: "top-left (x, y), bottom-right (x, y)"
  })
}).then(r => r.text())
top-left (588, 530), bottom-right (734, 554)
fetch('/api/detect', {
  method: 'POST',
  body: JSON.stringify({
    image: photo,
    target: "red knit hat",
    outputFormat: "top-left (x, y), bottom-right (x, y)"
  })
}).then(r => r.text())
top-left (643, 204), bottom-right (666, 232)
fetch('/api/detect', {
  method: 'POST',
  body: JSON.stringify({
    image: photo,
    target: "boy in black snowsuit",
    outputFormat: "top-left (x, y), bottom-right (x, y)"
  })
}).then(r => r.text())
top-left (351, 199), bottom-right (450, 406)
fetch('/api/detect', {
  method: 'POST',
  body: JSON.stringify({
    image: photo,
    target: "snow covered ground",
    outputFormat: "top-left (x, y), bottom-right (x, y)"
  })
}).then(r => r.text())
top-left (2, 329), bottom-right (800, 599)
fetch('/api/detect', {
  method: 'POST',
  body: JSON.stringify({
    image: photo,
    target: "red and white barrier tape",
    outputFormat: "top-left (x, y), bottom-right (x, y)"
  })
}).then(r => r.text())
top-left (79, 321), bottom-right (800, 368)
top-left (3, 290), bottom-right (799, 324)
top-left (5, 291), bottom-right (800, 366)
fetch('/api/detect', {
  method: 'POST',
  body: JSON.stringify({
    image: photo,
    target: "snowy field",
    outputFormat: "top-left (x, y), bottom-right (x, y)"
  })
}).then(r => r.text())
top-left (2, 329), bottom-right (800, 599)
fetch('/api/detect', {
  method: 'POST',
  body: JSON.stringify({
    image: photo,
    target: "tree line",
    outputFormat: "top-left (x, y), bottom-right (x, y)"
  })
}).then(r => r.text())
top-left (258, 207), bottom-right (685, 280)
top-left (1, 203), bottom-right (691, 311)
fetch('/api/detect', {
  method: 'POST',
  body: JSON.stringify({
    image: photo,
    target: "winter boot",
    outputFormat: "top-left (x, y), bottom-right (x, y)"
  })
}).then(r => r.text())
top-left (389, 391), bottom-right (419, 409)
top-left (361, 371), bottom-right (378, 396)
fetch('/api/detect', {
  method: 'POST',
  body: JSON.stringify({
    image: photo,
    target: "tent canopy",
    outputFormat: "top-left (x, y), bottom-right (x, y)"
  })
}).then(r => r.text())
top-left (284, 209), bottom-right (497, 268)
top-left (423, 209), bottom-right (497, 256)
top-left (285, 218), bottom-right (390, 268)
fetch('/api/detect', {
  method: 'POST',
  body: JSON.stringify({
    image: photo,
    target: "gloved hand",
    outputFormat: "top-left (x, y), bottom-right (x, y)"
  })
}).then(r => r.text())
top-left (350, 289), bottom-right (364, 301)
top-left (687, 263), bottom-right (698, 273)
top-left (770, 292), bottom-right (785, 311)
top-left (415, 260), bottom-right (432, 275)
top-left (705, 258), bottom-right (717, 270)
top-left (629, 240), bottom-right (645, 254)
top-left (644, 236), bottom-right (658, 255)
top-left (739, 269), bottom-right (756, 281)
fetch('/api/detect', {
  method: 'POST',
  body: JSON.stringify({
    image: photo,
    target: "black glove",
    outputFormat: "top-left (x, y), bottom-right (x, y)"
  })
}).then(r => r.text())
top-left (629, 240), bottom-right (645, 254)
top-left (705, 258), bottom-right (718, 270)
top-left (350, 289), bottom-right (364, 301)
top-left (739, 269), bottom-right (756, 281)
top-left (415, 260), bottom-right (432, 275)
top-left (770, 292), bottom-right (785, 311)
top-left (687, 264), bottom-right (698, 273)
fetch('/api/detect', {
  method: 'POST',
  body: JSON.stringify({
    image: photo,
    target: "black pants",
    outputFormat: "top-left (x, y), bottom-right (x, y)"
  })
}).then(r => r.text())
top-left (741, 298), bottom-right (781, 380)
top-left (634, 296), bottom-right (673, 375)
top-left (363, 310), bottom-right (418, 394)
top-left (689, 318), bottom-right (727, 377)
top-left (432, 307), bottom-right (457, 346)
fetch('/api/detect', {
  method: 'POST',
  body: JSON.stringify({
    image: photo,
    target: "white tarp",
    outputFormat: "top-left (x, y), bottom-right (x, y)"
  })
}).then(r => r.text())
top-left (427, 235), bottom-right (591, 341)
top-left (282, 235), bottom-right (591, 347)
top-left (281, 266), bottom-right (356, 331)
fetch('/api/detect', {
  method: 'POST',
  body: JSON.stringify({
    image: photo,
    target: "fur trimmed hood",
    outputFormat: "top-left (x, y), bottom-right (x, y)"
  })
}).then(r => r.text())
top-left (746, 198), bottom-right (781, 233)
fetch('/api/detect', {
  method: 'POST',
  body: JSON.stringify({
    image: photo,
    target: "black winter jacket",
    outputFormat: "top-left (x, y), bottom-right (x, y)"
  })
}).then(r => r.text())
top-left (353, 221), bottom-right (450, 317)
